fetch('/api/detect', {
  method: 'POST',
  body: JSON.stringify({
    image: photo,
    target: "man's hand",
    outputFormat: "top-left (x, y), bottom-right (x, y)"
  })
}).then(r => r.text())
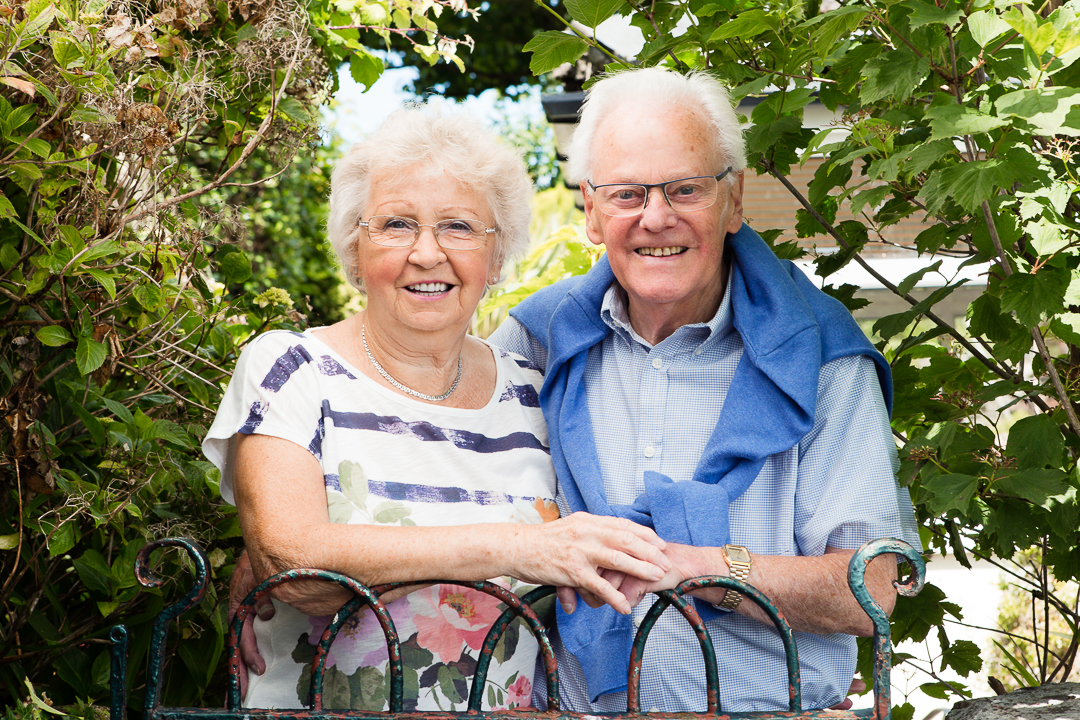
top-left (228, 550), bottom-right (274, 700)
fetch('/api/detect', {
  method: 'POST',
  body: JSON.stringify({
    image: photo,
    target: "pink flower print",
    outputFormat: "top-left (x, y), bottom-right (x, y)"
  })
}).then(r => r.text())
top-left (306, 615), bottom-right (338, 669)
top-left (307, 609), bottom-right (389, 674)
top-left (507, 674), bottom-right (532, 708)
top-left (410, 583), bottom-right (505, 663)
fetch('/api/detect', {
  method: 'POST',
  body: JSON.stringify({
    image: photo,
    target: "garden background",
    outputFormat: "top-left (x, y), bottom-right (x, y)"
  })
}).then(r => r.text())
top-left (1, 0), bottom-right (1078, 717)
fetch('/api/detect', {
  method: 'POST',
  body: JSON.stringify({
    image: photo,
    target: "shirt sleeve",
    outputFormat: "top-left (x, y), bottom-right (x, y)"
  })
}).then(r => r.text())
top-left (793, 354), bottom-right (921, 556)
top-left (488, 316), bottom-right (549, 372)
top-left (201, 332), bottom-right (324, 504)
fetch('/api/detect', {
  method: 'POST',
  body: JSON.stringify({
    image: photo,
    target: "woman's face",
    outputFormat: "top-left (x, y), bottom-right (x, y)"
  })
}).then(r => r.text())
top-left (357, 165), bottom-right (501, 337)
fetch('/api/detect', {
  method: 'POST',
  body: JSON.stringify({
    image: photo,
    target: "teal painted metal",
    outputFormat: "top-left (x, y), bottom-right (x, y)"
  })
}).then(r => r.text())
top-left (114, 537), bottom-right (924, 720)
top-left (847, 539), bottom-right (926, 720)
top-left (109, 624), bottom-right (128, 720)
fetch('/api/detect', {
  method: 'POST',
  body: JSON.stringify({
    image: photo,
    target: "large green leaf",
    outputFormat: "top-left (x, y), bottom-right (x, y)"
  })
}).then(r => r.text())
top-left (36, 325), bottom-right (73, 347)
top-left (903, 0), bottom-right (961, 28)
top-left (76, 337), bottom-right (107, 375)
top-left (968, 10), bottom-right (1012, 47)
top-left (72, 548), bottom-right (115, 596)
top-left (923, 473), bottom-right (979, 515)
top-left (709, 10), bottom-right (778, 41)
top-left (1005, 413), bottom-right (1064, 469)
top-left (995, 469), bottom-right (1070, 505)
top-left (996, 86), bottom-right (1080, 136)
top-left (860, 49), bottom-right (930, 103)
top-left (920, 153), bottom-right (1038, 214)
top-left (564, 0), bottom-right (627, 28)
top-left (924, 103), bottom-right (1009, 140)
top-left (1003, 5), bottom-right (1064, 56)
top-left (941, 639), bottom-right (983, 675)
top-left (999, 266), bottom-right (1069, 327)
top-left (523, 31), bottom-right (589, 75)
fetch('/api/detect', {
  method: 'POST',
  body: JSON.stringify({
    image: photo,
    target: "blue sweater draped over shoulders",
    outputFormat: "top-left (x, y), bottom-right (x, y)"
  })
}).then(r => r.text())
top-left (509, 224), bottom-right (891, 702)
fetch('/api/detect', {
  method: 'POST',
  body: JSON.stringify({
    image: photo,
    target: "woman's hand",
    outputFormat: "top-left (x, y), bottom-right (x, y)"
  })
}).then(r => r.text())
top-left (514, 512), bottom-right (672, 615)
top-left (228, 551), bottom-right (274, 700)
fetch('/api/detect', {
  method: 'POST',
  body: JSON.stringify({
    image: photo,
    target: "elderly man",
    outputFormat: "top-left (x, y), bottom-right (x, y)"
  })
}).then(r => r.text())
top-left (488, 67), bottom-right (920, 713)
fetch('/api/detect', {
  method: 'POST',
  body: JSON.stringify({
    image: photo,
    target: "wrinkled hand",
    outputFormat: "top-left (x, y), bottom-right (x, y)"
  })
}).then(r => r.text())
top-left (227, 550), bottom-right (274, 700)
top-left (571, 543), bottom-right (723, 612)
top-left (521, 512), bottom-right (671, 616)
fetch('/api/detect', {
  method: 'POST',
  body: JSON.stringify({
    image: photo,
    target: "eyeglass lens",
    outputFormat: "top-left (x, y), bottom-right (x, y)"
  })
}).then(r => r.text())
top-left (366, 216), bottom-right (486, 249)
top-left (594, 176), bottom-right (720, 217)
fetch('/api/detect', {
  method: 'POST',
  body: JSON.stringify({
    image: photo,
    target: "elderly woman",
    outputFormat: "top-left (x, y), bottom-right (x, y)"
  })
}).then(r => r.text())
top-left (202, 109), bottom-right (671, 711)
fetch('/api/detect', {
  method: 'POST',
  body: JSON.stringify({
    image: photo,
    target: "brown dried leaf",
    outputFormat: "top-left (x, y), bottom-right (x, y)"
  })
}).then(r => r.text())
top-left (103, 15), bottom-right (133, 46)
top-left (123, 45), bottom-right (143, 63)
top-left (26, 472), bottom-right (55, 494)
top-left (0, 76), bottom-right (35, 97)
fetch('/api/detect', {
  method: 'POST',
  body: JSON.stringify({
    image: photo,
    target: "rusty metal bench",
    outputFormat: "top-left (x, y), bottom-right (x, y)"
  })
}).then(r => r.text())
top-left (108, 538), bottom-right (924, 720)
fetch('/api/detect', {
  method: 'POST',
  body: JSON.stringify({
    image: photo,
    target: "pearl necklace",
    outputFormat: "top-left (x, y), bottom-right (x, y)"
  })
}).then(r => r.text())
top-left (361, 322), bottom-right (462, 402)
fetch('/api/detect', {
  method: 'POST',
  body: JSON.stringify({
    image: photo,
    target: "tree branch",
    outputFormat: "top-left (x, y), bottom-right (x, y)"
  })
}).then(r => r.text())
top-left (979, 199), bottom-right (1080, 438)
top-left (763, 159), bottom-right (1017, 382)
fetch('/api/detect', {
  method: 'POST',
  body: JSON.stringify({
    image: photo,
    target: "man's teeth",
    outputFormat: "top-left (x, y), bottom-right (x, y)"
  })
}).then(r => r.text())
top-left (636, 247), bottom-right (687, 257)
top-left (409, 282), bottom-right (450, 293)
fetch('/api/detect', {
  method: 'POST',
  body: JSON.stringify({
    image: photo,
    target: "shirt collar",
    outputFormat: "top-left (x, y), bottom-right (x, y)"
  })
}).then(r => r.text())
top-left (599, 273), bottom-right (735, 351)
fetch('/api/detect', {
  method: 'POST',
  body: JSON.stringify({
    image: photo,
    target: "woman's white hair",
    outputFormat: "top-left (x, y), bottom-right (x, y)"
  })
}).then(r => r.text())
top-left (566, 67), bottom-right (747, 185)
top-left (327, 108), bottom-right (533, 292)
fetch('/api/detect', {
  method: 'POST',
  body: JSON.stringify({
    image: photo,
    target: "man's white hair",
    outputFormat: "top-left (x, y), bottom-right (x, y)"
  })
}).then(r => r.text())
top-left (565, 67), bottom-right (747, 185)
top-left (327, 108), bottom-right (532, 293)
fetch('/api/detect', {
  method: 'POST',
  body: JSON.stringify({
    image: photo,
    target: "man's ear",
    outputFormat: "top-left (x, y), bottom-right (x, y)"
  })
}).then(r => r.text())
top-left (581, 182), bottom-right (605, 247)
top-left (725, 171), bottom-right (745, 235)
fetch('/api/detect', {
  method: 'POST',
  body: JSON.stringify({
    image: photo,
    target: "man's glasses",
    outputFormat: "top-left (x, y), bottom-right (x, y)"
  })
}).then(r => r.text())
top-left (587, 168), bottom-right (734, 217)
top-left (359, 215), bottom-right (496, 250)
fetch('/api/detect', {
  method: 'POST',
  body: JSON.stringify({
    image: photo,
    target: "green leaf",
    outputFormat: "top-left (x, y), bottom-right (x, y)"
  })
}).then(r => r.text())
top-left (76, 337), bottom-right (107, 375)
top-left (1006, 413), bottom-right (1064, 469)
top-left (904, 139), bottom-right (955, 176)
top-left (999, 267), bottom-right (1069, 327)
top-left (940, 639), bottom-right (983, 675)
top-left (73, 548), bottom-right (115, 595)
top-left (0, 533), bottom-right (19, 550)
top-left (102, 398), bottom-right (134, 424)
top-left (710, 10), bottom-right (777, 41)
top-left (523, 31), bottom-right (589, 75)
top-left (925, 103), bottom-right (1009, 141)
top-left (1003, 5), bottom-right (1061, 56)
top-left (860, 49), bottom-right (930, 104)
top-left (968, 10), bottom-right (1011, 47)
top-left (995, 469), bottom-right (1069, 505)
top-left (744, 115), bottom-right (803, 156)
top-left (798, 6), bottom-right (870, 52)
top-left (0, 193), bottom-right (16, 220)
top-left (897, 260), bottom-right (942, 296)
top-left (48, 521), bottom-right (77, 556)
top-left (277, 97), bottom-right (310, 124)
top-left (133, 283), bottom-right (162, 311)
top-left (84, 269), bottom-right (117, 300)
top-left (564, 0), bottom-right (627, 28)
top-left (996, 86), bottom-right (1080, 136)
top-left (922, 152), bottom-right (1038, 214)
top-left (71, 403), bottom-right (105, 445)
top-left (923, 473), bottom-right (979, 515)
top-left (348, 51), bottom-right (383, 88)
top-left (1026, 217), bottom-right (1071, 256)
top-left (36, 325), bottom-right (73, 347)
top-left (967, 294), bottom-right (1022, 342)
top-left (903, 0), bottom-right (961, 28)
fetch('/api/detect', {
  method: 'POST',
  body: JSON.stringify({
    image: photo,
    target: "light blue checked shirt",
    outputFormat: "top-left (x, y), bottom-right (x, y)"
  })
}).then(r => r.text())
top-left (489, 276), bottom-right (920, 714)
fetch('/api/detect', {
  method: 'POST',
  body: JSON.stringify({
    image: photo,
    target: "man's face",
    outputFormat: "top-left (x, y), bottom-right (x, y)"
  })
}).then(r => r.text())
top-left (581, 104), bottom-right (744, 339)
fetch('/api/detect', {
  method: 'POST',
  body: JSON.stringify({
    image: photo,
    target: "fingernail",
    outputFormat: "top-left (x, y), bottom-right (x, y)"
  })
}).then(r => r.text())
top-left (253, 664), bottom-right (264, 676)
top-left (257, 603), bottom-right (274, 620)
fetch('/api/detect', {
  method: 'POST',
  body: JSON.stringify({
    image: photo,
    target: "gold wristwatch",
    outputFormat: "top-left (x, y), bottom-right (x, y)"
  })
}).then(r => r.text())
top-left (718, 544), bottom-right (751, 611)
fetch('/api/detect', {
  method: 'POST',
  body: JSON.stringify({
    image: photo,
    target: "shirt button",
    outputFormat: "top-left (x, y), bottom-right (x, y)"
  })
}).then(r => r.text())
top-left (644, 445), bottom-right (657, 458)
top-left (633, 615), bottom-right (642, 628)
top-left (651, 357), bottom-right (663, 369)
top-left (694, 347), bottom-right (702, 356)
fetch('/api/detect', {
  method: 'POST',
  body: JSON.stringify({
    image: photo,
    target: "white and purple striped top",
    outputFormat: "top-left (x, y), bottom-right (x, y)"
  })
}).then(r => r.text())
top-left (202, 328), bottom-right (558, 711)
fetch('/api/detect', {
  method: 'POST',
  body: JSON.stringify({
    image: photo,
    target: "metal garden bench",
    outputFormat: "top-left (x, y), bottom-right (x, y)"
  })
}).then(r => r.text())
top-left (108, 537), bottom-right (924, 720)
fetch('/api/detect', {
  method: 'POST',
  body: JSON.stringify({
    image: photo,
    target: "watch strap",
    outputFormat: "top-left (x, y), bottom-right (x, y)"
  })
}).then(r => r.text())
top-left (719, 544), bottom-right (751, 611)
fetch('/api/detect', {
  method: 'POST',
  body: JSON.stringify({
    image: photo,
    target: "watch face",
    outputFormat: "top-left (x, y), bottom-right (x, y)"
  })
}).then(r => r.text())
top-left (726, 545), bottom-right (751, 564)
